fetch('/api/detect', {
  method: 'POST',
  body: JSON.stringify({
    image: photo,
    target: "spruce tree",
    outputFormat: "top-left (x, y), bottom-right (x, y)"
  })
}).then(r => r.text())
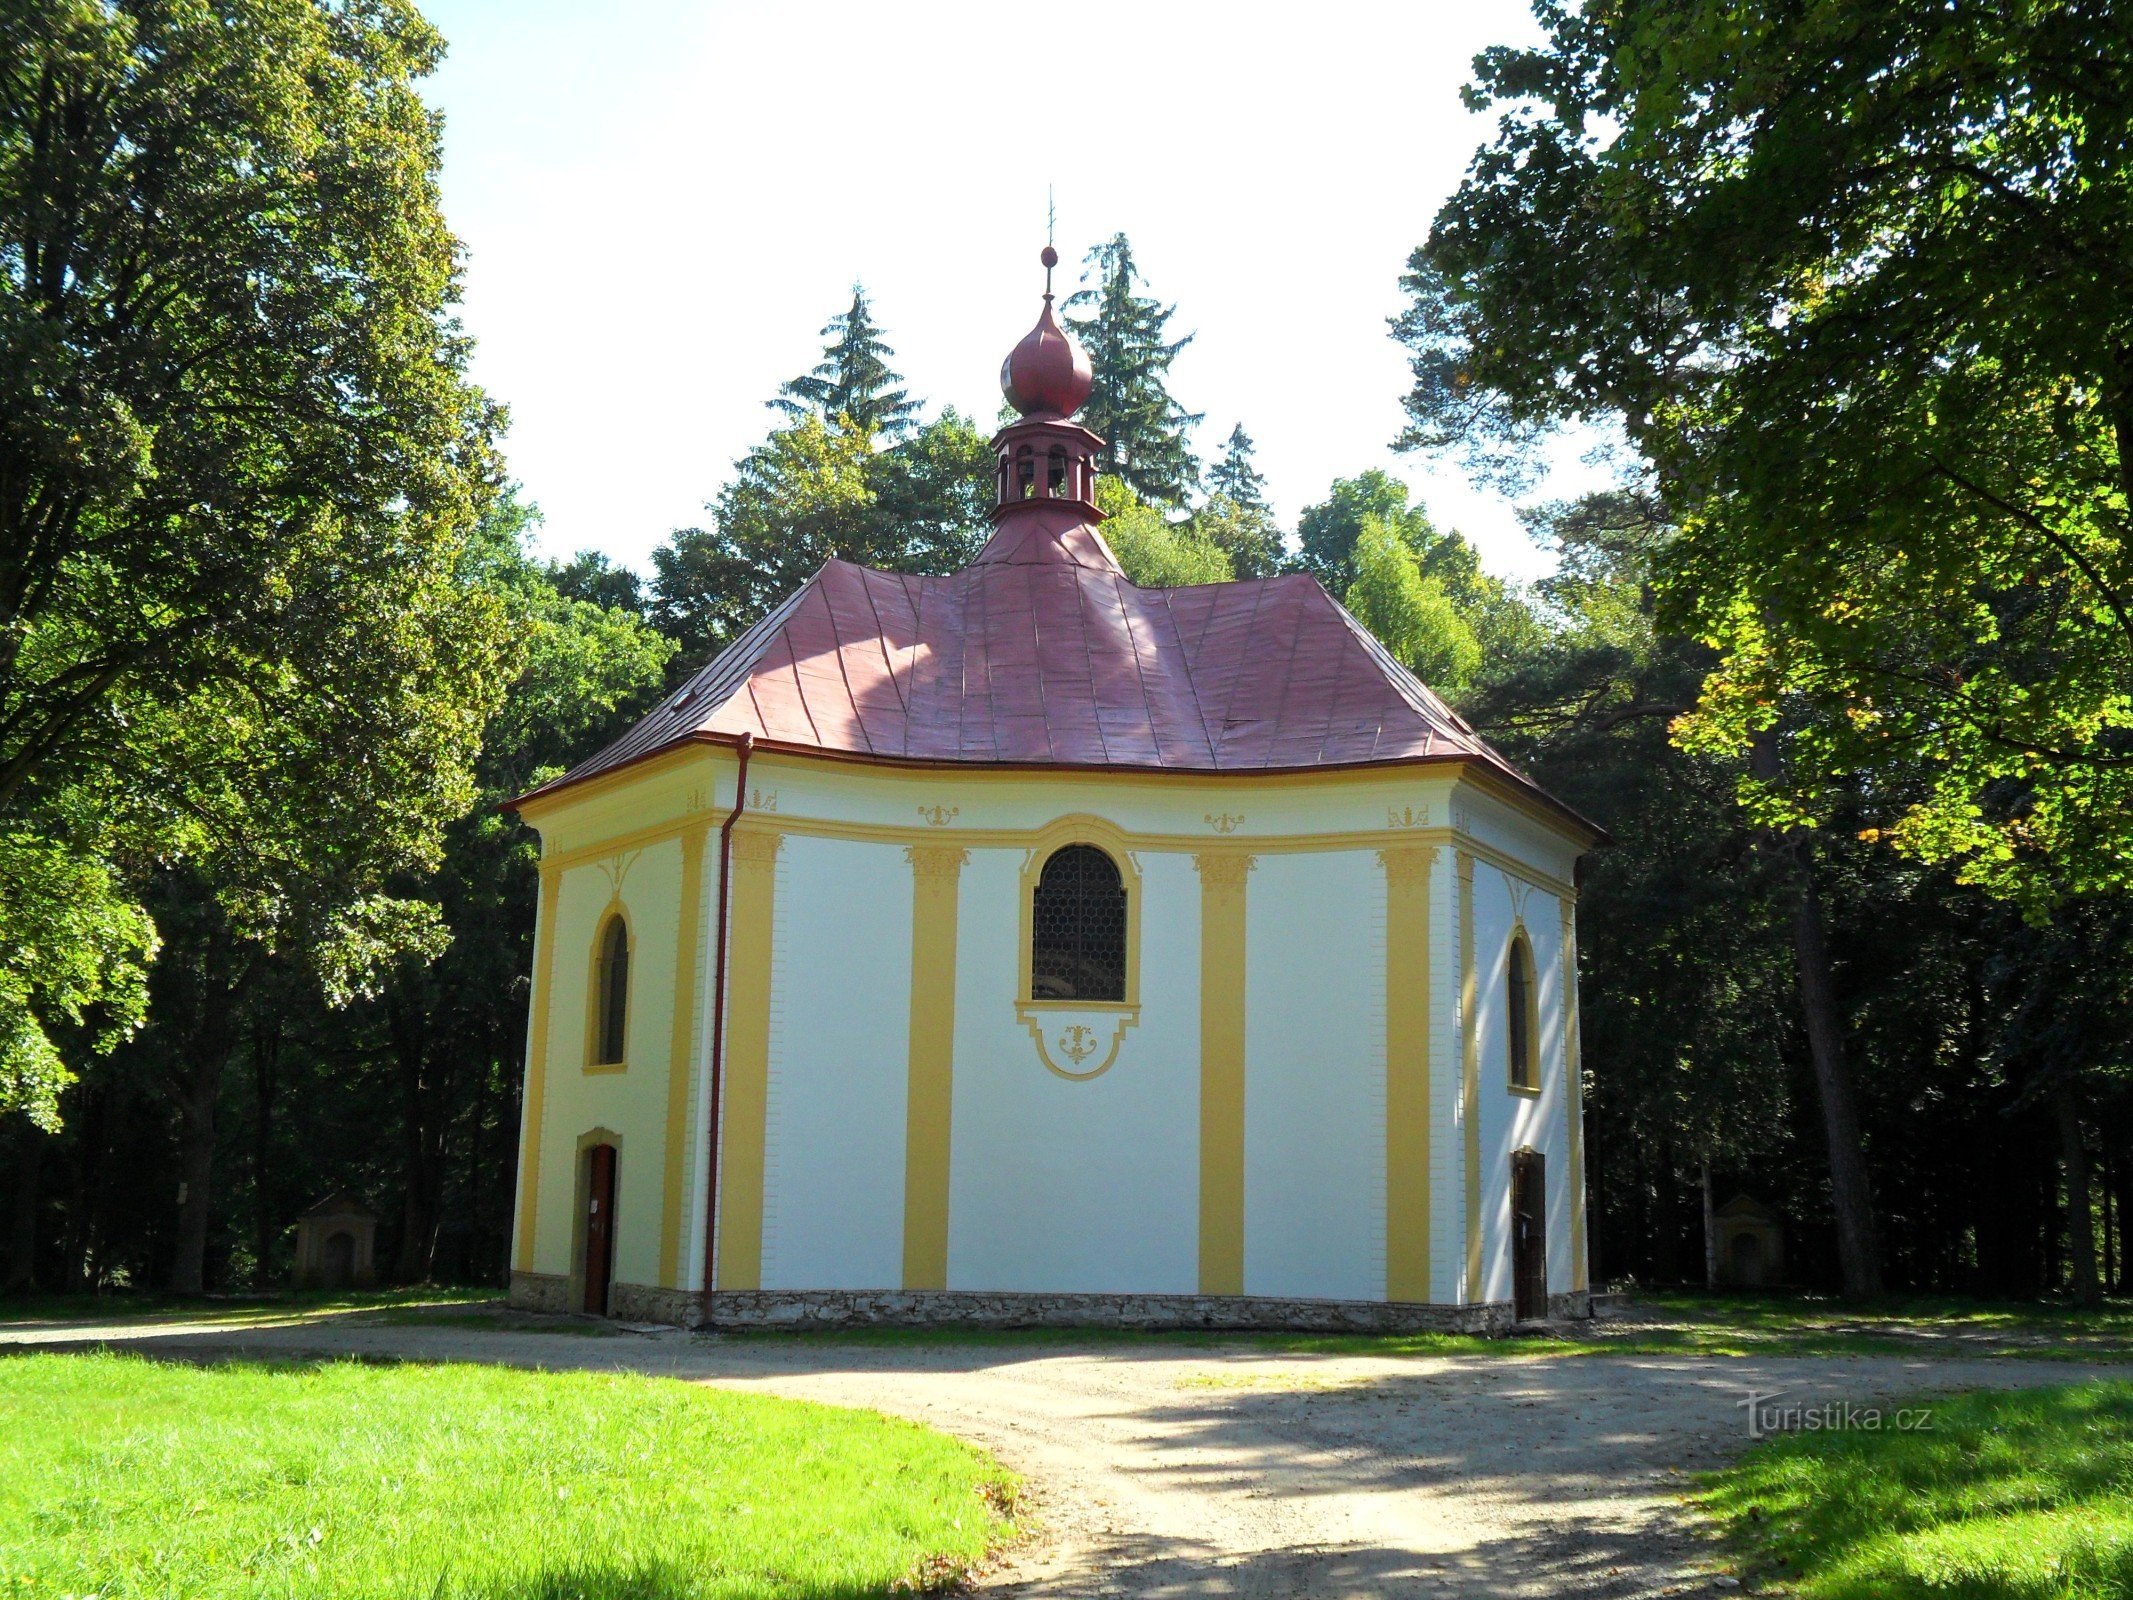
top-left (1065, 235), bottom-right (1202, 505)
top-left (772, 286), bottom-right (919, 437)
top-left (1208, 424), bottom-right (1269, 512)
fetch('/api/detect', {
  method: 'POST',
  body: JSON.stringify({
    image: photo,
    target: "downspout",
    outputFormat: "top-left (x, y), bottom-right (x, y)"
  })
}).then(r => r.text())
top-left (700, 732), bottom-right (753, 1321)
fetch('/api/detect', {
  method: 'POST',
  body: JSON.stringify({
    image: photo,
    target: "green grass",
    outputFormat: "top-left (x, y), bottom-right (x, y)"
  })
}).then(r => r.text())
top-left (1699, 1381), bottom-right (2133, 1598)
top-left (0, 1352), bottom-right (1016, 1598)
top-left (0, 1285), bottom-right (499, 1329)
top-left (703, 1292), bottom-right (2133, 1363)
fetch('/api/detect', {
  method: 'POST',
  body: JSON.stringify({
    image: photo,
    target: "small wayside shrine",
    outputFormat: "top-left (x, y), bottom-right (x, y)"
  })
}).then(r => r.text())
top-left (504, 250), bottom-right (1602, 1329)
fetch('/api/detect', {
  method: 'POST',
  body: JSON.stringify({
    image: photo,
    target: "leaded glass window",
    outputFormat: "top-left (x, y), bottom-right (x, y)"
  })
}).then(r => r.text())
top-left (1031, 845), bottom-right (1126, 1001)
top-left (595, 916), bottom-right (630, 1065)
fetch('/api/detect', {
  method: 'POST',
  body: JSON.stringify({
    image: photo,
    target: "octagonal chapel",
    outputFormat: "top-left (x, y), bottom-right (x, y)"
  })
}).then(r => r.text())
top-left (505, 253), bottom-right (1601, 1330)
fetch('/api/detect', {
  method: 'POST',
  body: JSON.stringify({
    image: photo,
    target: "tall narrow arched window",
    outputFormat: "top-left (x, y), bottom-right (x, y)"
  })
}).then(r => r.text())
top-left (1507, 930), bottom-right (1538, 1092)
top-left (1030, 845), bottom-right (1127, 1001)
top-left (594, 915), bottom-right (630, 1066)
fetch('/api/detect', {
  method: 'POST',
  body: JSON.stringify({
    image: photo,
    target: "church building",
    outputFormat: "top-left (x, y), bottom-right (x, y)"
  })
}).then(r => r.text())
top-left (505, 252), bottom-right (1601, 1329)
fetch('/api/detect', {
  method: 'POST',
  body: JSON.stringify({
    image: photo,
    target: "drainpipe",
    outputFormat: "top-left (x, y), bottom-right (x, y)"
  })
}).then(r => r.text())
top-left (700, 731), bottom-right (753, 1322)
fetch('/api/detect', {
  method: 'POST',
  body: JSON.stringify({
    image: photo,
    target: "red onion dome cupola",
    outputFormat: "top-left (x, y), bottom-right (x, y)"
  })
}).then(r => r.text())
top-left (989, 246), bottom-right (1107, 530)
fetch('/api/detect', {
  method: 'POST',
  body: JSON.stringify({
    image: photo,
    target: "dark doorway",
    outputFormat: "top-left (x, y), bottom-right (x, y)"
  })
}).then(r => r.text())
top-left (582, 1144), bottom-right (617, 1316)
top-left (321, 1231), bottom-right (355, 1290)
top-left (1511, 1148), bottom-right (1547, 1322)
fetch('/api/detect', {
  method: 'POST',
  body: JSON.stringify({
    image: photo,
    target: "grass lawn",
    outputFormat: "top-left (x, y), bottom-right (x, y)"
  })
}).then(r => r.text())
top-left (0, 1284), bottom-right (500, 1330)
top-left (697, 1290), bottom-right (2133, 1363)
top-left (0, 1352), bottom-right (1016, 1599)
top-left (1698, 1381), bottom-right (2133, 1598)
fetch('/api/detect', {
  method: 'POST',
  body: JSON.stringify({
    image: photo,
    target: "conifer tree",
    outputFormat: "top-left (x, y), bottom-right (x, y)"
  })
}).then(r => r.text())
top-left (1208, 424), bottom-right (1269, 512)
top-left (772, 286), bottom-right (919, 437)
top-left (1065, 235), bottom-right (1202, 505)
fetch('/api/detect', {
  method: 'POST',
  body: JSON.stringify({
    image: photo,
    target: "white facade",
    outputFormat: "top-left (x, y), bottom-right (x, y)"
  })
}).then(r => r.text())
top-left (507, 745), bottom-right (1593, 1324)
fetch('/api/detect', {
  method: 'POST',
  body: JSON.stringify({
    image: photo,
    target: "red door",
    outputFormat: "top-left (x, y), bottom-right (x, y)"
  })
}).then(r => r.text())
top-left (582, 1144), bottom-right (617, 1316)
top-left (1512, 1149), bottom-right (1548, 1322)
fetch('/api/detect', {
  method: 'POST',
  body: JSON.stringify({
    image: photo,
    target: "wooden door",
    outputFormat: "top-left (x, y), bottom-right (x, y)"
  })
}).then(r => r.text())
top-left (582, 1144), bottom-right (617, 1316)
top-left (1511, 1149), bottom-right (1547, 1322)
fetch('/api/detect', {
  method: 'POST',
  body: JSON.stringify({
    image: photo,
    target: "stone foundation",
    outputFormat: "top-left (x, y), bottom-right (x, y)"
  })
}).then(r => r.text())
top-left (512, 1273), bottom-right (1592, 1333)
top-left (508, 1270), bottom-right (570, 1313)
top-left (608, 1281), bottom-right (706, 1327)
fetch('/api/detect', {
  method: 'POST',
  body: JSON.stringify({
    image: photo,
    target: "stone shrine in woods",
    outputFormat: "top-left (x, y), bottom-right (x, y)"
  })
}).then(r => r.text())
top-left (505, 250), bottom-right (1601, 1328)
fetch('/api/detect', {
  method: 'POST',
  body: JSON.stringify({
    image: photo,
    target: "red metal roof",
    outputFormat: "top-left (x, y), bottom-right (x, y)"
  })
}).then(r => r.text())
top-left (520, 522), bottom-right (1584, 834)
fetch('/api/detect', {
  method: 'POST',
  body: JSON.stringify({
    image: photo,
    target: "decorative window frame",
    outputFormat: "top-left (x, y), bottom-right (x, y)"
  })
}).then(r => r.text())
top-left (1505, 921), bottom-right (1542, 1096)
top-left (584, 902), bottom-right (634, 1074)
top-left (1015, 815), bottom-right (1142, 1080)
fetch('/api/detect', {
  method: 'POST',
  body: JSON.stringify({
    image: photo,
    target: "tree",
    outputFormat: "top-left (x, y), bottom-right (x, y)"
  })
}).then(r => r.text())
top-left (0, 830), bottom-right (154, 1130)
top-left (652, 412), bottom-right (991, 675)
top-left (366, 499), bottom-right (671, 1281)
top-left (1190, 496), bottom-right (1284, 582)
top-left (1296, 471), bottom-right (1422, 596)
top-left (1296, 472), bottom-right (1541, 675)
top-left (1388, 4), bottom-right (2133, 1292)
top-left (1208, 424), bottom-right (1270, 512)
top-left (1065, 235), bottom-right (1202, 505)
top-left (545, 553), bottom-right (646, 618)
top-left (1399, 0), bottom-right (2133, 913)
top-left (1095, 480), bottom-right (1231, 588)
top-left (0, 0), bottom-right (505, 1121)
top-left (771, 287), bottom-right (919, 438)
top-left (1344, 516), bottom-right (1481, 691)
top-left (1193, 426), bottom-right (1282, 579)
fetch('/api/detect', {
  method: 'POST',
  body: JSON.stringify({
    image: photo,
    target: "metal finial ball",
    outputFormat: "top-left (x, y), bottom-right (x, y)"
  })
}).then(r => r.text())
top-left (1040, 245), bottom-right (1059, 269)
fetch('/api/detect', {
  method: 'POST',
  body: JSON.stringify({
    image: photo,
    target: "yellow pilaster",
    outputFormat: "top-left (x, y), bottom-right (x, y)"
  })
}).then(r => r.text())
top-left (658, 823), bottom-right (709, 1288)
top-left (1561, 895), bottom-right (1588, 1290)
top-left (901, 845), bottom-right (966, 1290)
top-left (1194, 852), bottom-right (1252, 1296)
top-left (1381, 846), bottom-right (1433, 1302)
top-left (512, 861), bottom-right (563, 1272)
top-left (1459, 850), bottom-right (1482, 1302)
top-left (714, 827), bottom-right (781, 1291)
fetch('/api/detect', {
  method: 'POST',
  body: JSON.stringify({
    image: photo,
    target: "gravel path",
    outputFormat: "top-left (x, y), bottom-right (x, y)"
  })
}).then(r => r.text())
top-left (5, 1311), bottom-right (2117, 1597)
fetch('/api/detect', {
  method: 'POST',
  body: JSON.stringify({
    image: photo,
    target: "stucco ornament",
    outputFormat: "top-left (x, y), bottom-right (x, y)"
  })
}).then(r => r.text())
top-left (1019, 1005), bottom-right (1138, 1081)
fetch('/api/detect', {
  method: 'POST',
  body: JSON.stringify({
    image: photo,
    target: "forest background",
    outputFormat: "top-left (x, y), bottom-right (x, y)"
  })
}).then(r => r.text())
top-left (2, 0), bottom-right (2126, 1304)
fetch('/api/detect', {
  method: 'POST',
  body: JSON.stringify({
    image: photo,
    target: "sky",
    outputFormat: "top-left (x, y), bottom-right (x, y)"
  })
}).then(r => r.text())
top-left (421, 0), bottom-right (1608, 583)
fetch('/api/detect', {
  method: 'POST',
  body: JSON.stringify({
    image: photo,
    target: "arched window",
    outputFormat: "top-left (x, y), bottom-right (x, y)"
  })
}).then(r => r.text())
top-left (1506, 930), bottom-right (1538, 1091)
top-left (594, 915), bottom-right (630, 1065)
top-left (1031, 845), bottom-right (1127, 1001)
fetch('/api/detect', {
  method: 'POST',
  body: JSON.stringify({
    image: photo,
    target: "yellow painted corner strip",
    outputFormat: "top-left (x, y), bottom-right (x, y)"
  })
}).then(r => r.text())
top-left (513, 863), bottom-right (563, 1273)
top-left (1382, 846), bottom-right (1432, 1303)
top-left (658, 823), bottom-right (709, 1289)
top-left (1459, 851), bottom-right (1482, 1302)
top-left (1195, 852), bottom-right (1251, 1296)
top-left (901, 845), bottom-right (966, 1289)
top-left (714, 828), bottom-right (782, 1291)
top-left (1561, 896), bottom-right (1589, 1291)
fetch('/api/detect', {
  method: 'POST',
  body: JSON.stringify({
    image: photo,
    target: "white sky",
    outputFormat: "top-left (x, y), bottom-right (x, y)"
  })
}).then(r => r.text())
top-left (422, 0), bottom-right (1607, 583)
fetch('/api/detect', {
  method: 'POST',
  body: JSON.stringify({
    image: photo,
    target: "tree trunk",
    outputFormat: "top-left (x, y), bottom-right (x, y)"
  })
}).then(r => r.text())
top-left (1701, 1154), bottom-right (1717, 1291)
top-left (389, 988), bottom-right (442, 1284)
top-left (250, 1017), bottom-right (282, 1289)
top-left (1751, 733), bottom-right (1882, 1299)
top-left (168, 1038), bottom-right (229, 1295)
top-left (2056, 1085), bottom-right (2100, 1307)
top-left (4, 1121), bottom-right (43, 1293)
top-left (1652, 1136), bottom-right (1683, 1283)
top-left (168, 947), bottom-right (245, 1296)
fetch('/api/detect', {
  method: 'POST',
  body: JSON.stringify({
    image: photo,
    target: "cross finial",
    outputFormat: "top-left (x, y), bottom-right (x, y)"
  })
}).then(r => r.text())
top-left (1044, 186), bottom-right (1057, 298)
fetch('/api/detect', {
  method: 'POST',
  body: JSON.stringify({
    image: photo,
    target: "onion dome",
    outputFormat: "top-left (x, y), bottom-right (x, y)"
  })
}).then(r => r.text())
top-left (1000, 245), bottom-right (1093, 420)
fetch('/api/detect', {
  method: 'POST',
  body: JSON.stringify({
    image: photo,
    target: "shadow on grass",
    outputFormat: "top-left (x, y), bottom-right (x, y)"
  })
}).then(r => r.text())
top-left (1698, 1380), bottom-right (2133, 1599)
top-left (0, 1285), bottom-right (501, 1331)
